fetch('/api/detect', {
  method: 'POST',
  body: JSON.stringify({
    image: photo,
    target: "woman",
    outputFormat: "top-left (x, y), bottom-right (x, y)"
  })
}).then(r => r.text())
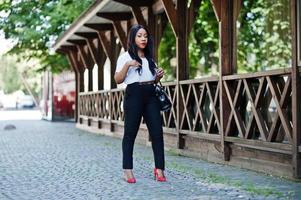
top-left (114, 24), bottom-right (166, 183)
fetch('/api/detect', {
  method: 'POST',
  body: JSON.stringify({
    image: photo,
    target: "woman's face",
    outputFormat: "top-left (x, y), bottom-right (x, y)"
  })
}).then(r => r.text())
top-left (135, 28), bottom-right (148, 49)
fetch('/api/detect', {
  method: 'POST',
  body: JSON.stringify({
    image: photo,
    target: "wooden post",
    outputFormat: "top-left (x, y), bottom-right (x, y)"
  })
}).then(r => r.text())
top-left (60, 46), bottom-right (84, 123)
top-left (86, 37), bottom-right (106, 91)
top-left (98, 46), bottom-right (106, 91)
top-left (148, 5), bottom-right (156, 60)
top-left (110, 31), bottom-right (119, 89)
top-left (98, 30), bottom-right (121, 131)
top-left (67, 49), bottom-right (85, 122)
top-left (66, 52), bottom-right (79, 122)
top-left (212, 0), bottom-right (237, 160)
top-left (291, 0), bottom-right (301, 178)
top-left (176, 0), bottom-right (188, 149)
top-left (67, 40), bottom-right (94, 92)
top-left (161, 0), bottom-right (189, 149)
top-left (79, 45), bottom-right (94, 91)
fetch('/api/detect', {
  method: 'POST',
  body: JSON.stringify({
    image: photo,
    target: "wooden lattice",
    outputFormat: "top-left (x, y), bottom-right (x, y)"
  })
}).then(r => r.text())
top-left (161, 82), bottom-right (177, 129)
top-left (179, 78), bottom-right (220, 134)
top-left (223, 73), bottom-right (292, 144)
top-left (78, 70), bottom-right (293, 145)
top-left (111, 89), bottom-right (125, 121)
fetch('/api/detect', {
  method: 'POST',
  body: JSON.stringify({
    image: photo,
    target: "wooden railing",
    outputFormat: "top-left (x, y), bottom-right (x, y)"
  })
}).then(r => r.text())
top-left (110, 88), bottom-right (125, 122)
top-left (178, 77), bottom-right (220, 136)
top-left (78, 68), bottom-right (293, 145)
top-left (223, 69), bottom-right (292, 144)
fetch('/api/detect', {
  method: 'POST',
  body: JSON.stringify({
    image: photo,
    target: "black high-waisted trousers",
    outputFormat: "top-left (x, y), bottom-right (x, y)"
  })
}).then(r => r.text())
top-left (122, 82), bottom-right (165, 170)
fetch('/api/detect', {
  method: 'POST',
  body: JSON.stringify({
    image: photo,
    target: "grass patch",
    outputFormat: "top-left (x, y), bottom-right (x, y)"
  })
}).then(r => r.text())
top-left (167, 149), bottom-right (181, 156)
top-left (167, 161), bottom-right (286, 198)
top-left (104, 142), bottom-right (113, 147)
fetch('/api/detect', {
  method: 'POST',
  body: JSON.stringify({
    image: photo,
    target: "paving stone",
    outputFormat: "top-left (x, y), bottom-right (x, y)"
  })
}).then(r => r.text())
top-left (0, 120), bottom-right (300, 200)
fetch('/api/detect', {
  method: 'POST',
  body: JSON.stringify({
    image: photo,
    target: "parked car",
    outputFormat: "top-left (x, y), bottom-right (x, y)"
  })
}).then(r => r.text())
top-left (16, 95), bottom-right (35, 109)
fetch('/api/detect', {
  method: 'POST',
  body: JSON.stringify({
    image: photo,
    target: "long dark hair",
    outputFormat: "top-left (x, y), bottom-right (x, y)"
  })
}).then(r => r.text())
top-left (127, 24), bottom-right (156, 75)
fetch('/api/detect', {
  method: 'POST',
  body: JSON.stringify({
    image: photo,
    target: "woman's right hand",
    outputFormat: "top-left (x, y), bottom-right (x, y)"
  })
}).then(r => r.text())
top-left (114, 59), bottom-right (141, 84)
top-left (126, 60), bottom-right (141, 68)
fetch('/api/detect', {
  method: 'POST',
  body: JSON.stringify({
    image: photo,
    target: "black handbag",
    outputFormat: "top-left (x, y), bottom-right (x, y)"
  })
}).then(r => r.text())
top-left (154, 82), bottom-right (172, 112)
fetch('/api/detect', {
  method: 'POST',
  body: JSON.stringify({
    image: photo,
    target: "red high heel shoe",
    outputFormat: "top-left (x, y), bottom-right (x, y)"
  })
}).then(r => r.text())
top-left (124, 171), bottom-right (136, 183)
top-left (154, 168), bottom-right (166, 182)
top-left (125, 177), bottom-right (136, 183)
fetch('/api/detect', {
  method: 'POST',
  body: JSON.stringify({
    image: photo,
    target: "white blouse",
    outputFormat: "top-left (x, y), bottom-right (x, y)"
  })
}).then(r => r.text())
top-left (115, 52), bottom-right (156, 85)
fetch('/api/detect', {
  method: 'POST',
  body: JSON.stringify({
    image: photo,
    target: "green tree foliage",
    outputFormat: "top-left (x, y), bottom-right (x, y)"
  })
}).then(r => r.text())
top-left (0, 0), bottom-right (292, 76)
top-left (158, 23), bottom-right (176, 81)
top-left (158, 0), bottom-right (291, 79)
top-left (0, 55), bottom-right (21, 93)
top-left (237, 0), bottom-right (291, 72)
top-left (189, 0), bottom-right (218, 78)
top-left (158, 0), bottom-right (218, 80)
top-left (0, 54), bottom-right (42, 98)
top-left (0, 0), bottom-right (93, 73)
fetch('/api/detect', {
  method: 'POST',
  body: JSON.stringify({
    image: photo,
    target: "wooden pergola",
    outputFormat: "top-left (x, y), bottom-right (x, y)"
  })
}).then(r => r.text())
top-left (53, 0), bottom-right (301, 179)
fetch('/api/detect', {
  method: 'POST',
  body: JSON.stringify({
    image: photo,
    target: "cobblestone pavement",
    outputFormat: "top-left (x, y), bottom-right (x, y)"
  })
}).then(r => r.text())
top-left (0, 120), bottom-right (301, 200)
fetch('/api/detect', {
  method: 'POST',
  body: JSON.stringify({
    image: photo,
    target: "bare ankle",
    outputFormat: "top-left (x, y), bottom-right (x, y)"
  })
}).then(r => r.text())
top-left (124, 169), bottom-right (134, 178)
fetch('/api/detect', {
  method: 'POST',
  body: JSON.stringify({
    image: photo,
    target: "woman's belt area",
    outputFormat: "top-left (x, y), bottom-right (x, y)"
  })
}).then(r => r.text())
top-left (138, 80), bottom-right (155, 85)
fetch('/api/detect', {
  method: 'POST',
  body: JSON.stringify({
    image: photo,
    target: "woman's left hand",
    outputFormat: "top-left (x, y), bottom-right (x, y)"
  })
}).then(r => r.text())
top-left (156, 68), bottom-right (164, 79)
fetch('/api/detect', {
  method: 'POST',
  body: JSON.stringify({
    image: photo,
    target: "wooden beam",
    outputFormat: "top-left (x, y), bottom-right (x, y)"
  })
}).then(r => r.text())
top-left (77, 45), bottom-right (94, 70)
top-left (233, 0), bottom-right (242, 20)
top-left (66, 52), bottom-right (79, 122)
top-left (96, 12), bottom-right (133, 21)
top-left (69, 50), bottom-right (84, 123)
top-left (148, 5), bottom-right (156, 59)
top-left (211, 0), bottom-right (221, 21)
top-left (112, 21), bottom-right (127, 50)
top-left (78, 44), bottom-right (94, 91)
top-left (298, 3), bottom-right (301, 63)
top-left (97, 47), bottom-right (106, 90)
top-left (73, 33), bottom-right (107, 80)
top-left (66, 51), bottom-right (79, 73)
top-left (97, 30), bottom-right (122, 89)
top-left (131, 6), bottom-right (147, 27)
top-left (84, 23), bottom-right (114, 31)
top-left (176, 0), bottom-right (188, 149)
top-left (76, 46), bottom-right (88, 69)
top-left (187, 0), bottom-right (202, 33)
top-left (67, 39), bottom-right (87, 46)
top-left (70, 51), bottom-right (85, 92)
top-left (161, 0), bottom-right (177, 35)
top-left (75, 50), bottom-right (86, 75)
top-left (291, 0), bottom-right (301, 178)
top-left (87, 36), bottom-right (106, 91)
top-left (152, 0), bottom-right (165, 14)
top-left (110, 36), bottom-right (120, 90)
top-left (56, 49), bottom-right (67, 54)
top-left (85, 38), bottom-right (102, 68)
top-left (74, 32), bottom-right (99, 39)
top-left (219, 0), bottom-right (236, 161)
top-left (88, 67), bottom-right (93, 91)
top-left (113, 0), bottom-right (154, 7)
top-left (98, 31), bottom-right (113, 61)
top-left (61, 45), bottom-right (77, 52)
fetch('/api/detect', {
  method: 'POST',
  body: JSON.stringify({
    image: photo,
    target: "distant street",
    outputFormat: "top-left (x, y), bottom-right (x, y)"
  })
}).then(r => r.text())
top-left (0, 108), bottom-right (42, 121)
